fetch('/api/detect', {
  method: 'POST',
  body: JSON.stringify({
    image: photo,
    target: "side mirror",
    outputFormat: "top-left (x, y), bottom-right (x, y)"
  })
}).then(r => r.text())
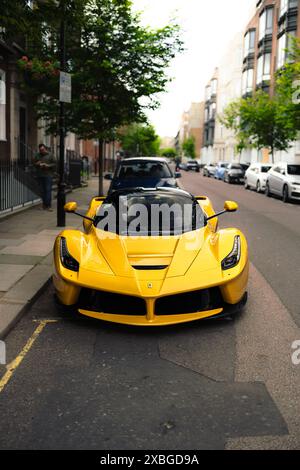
top-left (224, 201), bottom-right (238, 212)
top-left (104, 173), bottom-right (113, 181)
top-left (64, 202), bottom-right (78, 213)
top-left (175, 172), bottom-right (182, 179)
top-left (281, 169), bottom-right (286, 175)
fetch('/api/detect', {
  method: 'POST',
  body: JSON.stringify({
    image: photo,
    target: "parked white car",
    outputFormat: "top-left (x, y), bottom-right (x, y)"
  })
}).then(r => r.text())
top-left (265, 162), bottom-right (300, 203)
top-left (244, 163), bottom-right (272, 193)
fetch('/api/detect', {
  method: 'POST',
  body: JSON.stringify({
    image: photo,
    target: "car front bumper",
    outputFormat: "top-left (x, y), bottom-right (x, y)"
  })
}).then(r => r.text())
top-left (53, 261), bottom-right (249, 326)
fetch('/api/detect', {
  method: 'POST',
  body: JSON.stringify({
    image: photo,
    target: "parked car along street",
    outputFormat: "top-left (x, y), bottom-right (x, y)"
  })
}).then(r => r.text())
top-left (186, 160), bottom-right (200, 172)
top-left (265, 162), bottom-right (300, 202)
top-left (203, 163), bottom-right (217, 177)
top-left (244, 163), bottom-right (272, 193)
top-left (104, 157), bottom-right (181, 194)
top-left (214, 162), bottom-right (229, 180)
top-left (223, 163), bottom-right (245, 184)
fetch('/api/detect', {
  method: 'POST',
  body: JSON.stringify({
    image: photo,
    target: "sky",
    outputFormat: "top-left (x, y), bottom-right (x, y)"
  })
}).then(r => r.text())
top-left (132, 0), bottom-right (255, 138)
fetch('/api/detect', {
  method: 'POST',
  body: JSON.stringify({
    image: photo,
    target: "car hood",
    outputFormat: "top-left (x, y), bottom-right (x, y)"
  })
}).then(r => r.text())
top-left (112, 177), bottom-right (177, 189)
top-left (93, 229), bottom-right (207, 280)
top-left (288, 174), bottom-right (300, 183)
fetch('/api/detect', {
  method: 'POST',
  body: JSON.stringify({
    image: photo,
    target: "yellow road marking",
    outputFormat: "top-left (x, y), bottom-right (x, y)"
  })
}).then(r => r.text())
top-left (0, 320), bottom-right (58, 394)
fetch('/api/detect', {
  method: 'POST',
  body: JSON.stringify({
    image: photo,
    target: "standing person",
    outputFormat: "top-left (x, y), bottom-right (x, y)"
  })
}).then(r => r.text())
top-left (175, 156), bottom-right (181, 172)
top-left (34, 144), bottom-right (56, 211)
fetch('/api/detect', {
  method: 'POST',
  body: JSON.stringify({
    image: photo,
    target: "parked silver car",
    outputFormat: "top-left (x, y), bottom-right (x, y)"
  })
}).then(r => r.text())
top-left (203, 163), bottom-right (216, 177)
top-left (223, 163), bottom-right (245, 184)
top-left (244, 163), bottom-right (272, 192)
top-left (265, 162), bottom-right (300, 202)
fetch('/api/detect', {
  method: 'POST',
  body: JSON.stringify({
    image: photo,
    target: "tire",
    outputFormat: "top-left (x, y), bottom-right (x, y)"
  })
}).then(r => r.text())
top-left (282, 185), bottom-right (289, 203)
top-left (244, 178), bottom-right (249, 190)
top-left (256, 181), bottom-right (261, 193)
top-left (265, 182), bottom-right (271, 197)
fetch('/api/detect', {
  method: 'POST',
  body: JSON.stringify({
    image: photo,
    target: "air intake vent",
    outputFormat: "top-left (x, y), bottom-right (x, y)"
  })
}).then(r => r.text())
top-left (132, 265), bottom-right (168, 271)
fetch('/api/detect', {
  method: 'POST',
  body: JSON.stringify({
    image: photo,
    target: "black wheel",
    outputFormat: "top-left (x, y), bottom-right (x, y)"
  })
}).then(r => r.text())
top-left (282, 185), bottom-right (289, 203)
top-left (244, 178), bottom-right (249, 190)
top-left (256, 181), bottom-right (261, 193)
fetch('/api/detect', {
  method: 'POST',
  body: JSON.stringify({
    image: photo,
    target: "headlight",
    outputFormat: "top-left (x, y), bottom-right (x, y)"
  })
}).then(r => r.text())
top-left (221, 235), bottom-right (241, 271)
top-left (60, 237), bottom-right (79, 272)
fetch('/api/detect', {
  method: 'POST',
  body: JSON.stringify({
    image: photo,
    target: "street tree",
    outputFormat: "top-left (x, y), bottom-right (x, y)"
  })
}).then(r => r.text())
top-left (160, 148), bottom-right (177, 159)
top-left (275, 36), bottom-right (300, 133)
top-left (220, 90), bottom-right (297, 163)
top-left (182, 136), bottom-right (196, 159)
top-left (118, 123), bottom-right (160, 157)
top-left (11, 0), bottom-right (183, 141)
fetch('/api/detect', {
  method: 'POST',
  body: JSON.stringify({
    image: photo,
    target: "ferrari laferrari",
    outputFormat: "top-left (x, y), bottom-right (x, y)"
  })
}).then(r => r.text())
top-left (53, 188), bottom-right (249, 326)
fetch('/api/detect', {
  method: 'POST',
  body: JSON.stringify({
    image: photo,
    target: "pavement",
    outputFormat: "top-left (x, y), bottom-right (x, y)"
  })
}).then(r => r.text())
top-left (0, 176), bottom-right (106, 339)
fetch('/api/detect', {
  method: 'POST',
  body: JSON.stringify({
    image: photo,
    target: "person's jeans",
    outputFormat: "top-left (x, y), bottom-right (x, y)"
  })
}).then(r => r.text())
top-left (37, 176), bottom-right (52, 208)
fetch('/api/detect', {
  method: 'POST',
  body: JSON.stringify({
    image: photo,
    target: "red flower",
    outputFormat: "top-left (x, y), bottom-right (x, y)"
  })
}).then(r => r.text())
top-left (44, 61), bottom-right (52, 67)
top-left (21, 56), bottom-right (28, 62)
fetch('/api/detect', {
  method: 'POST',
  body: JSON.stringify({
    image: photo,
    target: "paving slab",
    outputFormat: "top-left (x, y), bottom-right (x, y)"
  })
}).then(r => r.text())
top-left (0, 264), bottom-right (34, 291)
top-left (2, 265), bottom-right (52, 304)
top-left (0, 254), bottom-right (44, 265)
top-left (0, 239), bottom-right (55, 257)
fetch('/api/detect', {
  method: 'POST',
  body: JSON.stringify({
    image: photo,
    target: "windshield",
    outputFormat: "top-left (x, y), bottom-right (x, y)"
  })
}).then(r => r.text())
top-left (94, 192), bottom-right (206, 236)
top-left (288, 165), bottom-right (300, 176)
top-left (117, 161), bottom-right (172, 179)
top-left (231, 164), bottom-right (242, 170)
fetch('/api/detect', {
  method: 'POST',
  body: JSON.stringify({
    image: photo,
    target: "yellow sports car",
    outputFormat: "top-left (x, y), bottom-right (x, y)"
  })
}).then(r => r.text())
top-left (53, 188), bottom-right (249, 326)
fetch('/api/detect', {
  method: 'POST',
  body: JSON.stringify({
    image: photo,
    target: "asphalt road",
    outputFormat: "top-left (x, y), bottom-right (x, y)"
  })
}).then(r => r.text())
top-left (0, 171), bottom-right (300, 450)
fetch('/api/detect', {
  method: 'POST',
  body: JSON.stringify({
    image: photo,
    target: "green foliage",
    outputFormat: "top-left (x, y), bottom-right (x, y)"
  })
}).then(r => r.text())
top-left (182, 136), bottom-right (196, 159)
top-left (275, 36), bottom-right (300, 133)
top-left (160, 148), bottom-right (177, 158)
top-left (118, 123), bottom-right (160, 157)
top-left (3, 0), bottom-right (183, 139)
top-left (220, 90), bottom-right (297, 161)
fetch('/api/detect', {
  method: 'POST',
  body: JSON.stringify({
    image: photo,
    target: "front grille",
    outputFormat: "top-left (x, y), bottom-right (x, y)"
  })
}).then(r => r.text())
top-left (155, 288), bottom-right (223, 316)
top-left (79, 289), bottom-right (147, 316)
top-left (291, 192), bottom-right (300, 198)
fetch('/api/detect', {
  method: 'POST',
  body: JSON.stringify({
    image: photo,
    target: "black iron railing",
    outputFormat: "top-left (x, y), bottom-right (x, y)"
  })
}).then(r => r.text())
top-left (0, 160), bottom-right (41, 214)
top-left (0, 143), bottom-right (91, 215)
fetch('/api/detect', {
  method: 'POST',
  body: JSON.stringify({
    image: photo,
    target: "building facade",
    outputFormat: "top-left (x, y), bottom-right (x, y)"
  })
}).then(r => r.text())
top-left (213, 33), bottom-right (244, 163)
top-left (201, 69), bottom-right (218, 163)
top-left (176, 103), bottom-right (205, 159)
top-left (242, 0), bottom-right (300, 163)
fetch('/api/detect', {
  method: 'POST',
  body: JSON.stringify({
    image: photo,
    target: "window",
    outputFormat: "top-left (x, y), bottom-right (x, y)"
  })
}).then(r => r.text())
top-left (242, 68), bottom-right (254, 94)
top-left (204, 108), bottom-right (209, 122)
top-left (0, 70), bottom-right (6, 141)
top-left (257, 53), bottom-right (271, 84)
top-left (280, 0), bottom-right (298, 18)
top-left (259, 8), bottom-right (274, 41)
top-left (209, 102), bottom-right (216, 119)
top-left (117, 161), bottom-right (172, 179)
top-left (287, 165), bottom-right (300, 175)
top-left (277, 32), bottom-right (296, 69)
top-left (205, 85), bottom-right (211, 101)
top-left (244, 30), bottom-right (256, 57)
top-left (211, 79), bottom-right (217, 95)
top-left (94, 192), bottom-right (206, 236)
